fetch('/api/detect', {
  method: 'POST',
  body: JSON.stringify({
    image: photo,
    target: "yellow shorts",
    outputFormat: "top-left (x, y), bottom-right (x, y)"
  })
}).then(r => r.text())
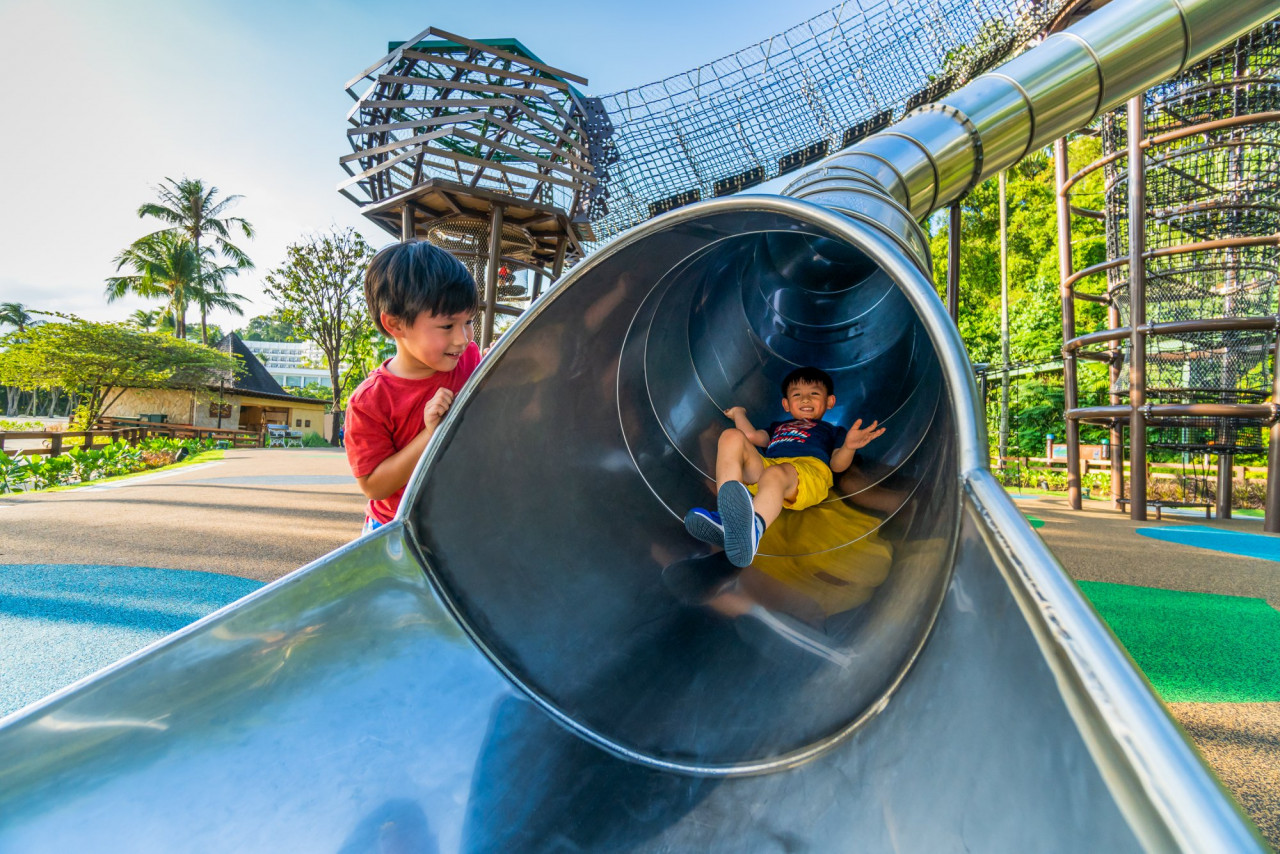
top-left (747, 455), bottom-right (833, 512)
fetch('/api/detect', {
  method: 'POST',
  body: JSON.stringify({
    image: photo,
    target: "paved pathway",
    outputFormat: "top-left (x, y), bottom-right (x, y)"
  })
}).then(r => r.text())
top-left (0, 448), bottom-right (366, 581)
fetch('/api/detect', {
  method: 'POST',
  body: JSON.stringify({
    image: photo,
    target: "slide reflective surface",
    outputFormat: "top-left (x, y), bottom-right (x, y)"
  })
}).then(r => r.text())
top-left (1, 0), bottom-right (1277, 844)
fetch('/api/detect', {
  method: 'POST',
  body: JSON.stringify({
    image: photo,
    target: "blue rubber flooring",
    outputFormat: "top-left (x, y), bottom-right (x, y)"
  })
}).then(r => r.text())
top-left (0, 564), bottom-right (262, 717)
top-left (1137, 525), bottom-right (1280, 563)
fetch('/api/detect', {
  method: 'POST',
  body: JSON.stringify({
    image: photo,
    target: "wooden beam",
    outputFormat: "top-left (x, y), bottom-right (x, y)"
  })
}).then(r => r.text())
top-left (346, 111), bottom-right (491, 137)
top-left (399, 51), bottom-right (571, 91)
top-left (477, 112), bottom-right (593, 170)
top-left (339, 127), bottom-right (456, 163)
top-left (424, 27), bottom-right (589, 85)
top-left (426, 146), bottom-right (591, 190)
top-left (374, 76), bottom-right (563, 100)
top-left (350, 97), bottom-right (522, 115)
top-left (449, 128), bottom-right (592, 181)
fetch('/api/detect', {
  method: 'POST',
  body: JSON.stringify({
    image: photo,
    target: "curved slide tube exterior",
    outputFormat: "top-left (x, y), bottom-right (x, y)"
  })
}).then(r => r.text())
top-left (0, 0), bottom-right (1275, 850)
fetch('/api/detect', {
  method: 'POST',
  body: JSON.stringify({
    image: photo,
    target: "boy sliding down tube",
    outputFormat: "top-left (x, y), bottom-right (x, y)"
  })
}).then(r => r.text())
top-left (685, 366), bottom-right (886, 567)
top-left (345, 241), bottom-right (481, 535)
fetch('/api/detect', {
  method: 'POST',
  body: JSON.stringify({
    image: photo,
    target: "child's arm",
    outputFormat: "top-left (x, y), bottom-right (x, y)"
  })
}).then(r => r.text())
top-left (724, 406), bottom-right (770, 447)
top-left (355, 388), bottom-right (454, 500)
top-left (830, 418), bottom-right (885, 473)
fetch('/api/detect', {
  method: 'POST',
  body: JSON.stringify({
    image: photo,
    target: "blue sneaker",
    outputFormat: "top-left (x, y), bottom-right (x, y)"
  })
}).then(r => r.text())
top-left (684, 507), bottom-right (725, 547)
top-left (719, 481), bottom-right (765, 567)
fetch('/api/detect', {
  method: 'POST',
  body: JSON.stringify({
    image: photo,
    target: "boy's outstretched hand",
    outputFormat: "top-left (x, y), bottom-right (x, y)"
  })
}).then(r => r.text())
top-left (423, 388), bottom-right (455, 430)
top-left (843, 418), bottom-right (885, 450)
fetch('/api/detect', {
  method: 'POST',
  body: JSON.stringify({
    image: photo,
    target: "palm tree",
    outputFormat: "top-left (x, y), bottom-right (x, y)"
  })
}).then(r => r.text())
top-left (0, 302), bottom-right (34, 332)
top-left (137, 178), bottom-right (253, 325)
top-left (0, 302), bottom-right (35, 415)
top-left (129, 309), bottom-right (160, 331)
top-left (106, 232), bottom-right (200, 337)
top-left (189, 257), bottom-right (248, 345)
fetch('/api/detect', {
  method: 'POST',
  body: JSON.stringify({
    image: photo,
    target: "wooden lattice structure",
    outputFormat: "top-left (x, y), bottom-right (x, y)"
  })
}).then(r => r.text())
top-left (341, 28), bottom-right (611, 346)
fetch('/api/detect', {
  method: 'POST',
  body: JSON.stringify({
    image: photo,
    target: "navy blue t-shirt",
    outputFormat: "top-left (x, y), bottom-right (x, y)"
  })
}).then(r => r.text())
top-left (764, 419), bottom-right (843, 465)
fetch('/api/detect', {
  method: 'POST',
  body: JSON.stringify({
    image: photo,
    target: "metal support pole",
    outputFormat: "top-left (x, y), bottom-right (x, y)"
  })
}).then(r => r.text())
top-left (998, 171), bottom-right (1010, 476)
top-left (946, 201), bottom-right (961, 322)
top-left (1266, 330), bottom-right (1280, 532)
top-left (481, 207), bottom-right (503, 351)
top-left (551, 237), bottom-right (567, 281)
top-left (531, 272), bottom-right (544, 301)
top-left (1054, 138), bottom-right (1082, 509)
top-left (400, 204), bottom-right (415, 242)
top-left (1127, 96), bottom-right (1148, 522)
top-left (1216, 452), bottom-right (1233, 519)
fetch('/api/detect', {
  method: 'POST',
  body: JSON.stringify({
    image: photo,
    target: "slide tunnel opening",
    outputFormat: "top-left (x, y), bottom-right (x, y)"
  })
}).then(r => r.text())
top-left (411, 199), bottom-right (966, 773)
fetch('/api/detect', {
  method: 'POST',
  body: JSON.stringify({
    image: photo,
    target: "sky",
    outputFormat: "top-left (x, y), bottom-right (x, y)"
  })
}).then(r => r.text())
top-left (0, 0), bottom-right (836, 333)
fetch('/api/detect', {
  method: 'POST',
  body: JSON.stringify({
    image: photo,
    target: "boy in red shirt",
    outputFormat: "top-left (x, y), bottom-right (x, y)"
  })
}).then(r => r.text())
top-left (345, 241), bottom-right (481, 533)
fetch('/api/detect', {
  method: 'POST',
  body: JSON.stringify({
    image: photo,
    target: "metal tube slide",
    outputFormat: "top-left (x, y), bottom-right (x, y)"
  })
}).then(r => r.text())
top-left (0, 0), bottom-right (1273, 850)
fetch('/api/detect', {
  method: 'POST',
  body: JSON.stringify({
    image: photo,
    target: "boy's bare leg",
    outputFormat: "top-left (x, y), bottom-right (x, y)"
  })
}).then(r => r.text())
top-left (753, 463), bottom-right (798, 528)
top-left (715, 428), bottom-right (765, 490)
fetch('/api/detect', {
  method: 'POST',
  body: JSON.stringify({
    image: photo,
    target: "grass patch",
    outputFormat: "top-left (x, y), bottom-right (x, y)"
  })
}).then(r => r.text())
top-left (1079, 580), bottom-right (1280, 703)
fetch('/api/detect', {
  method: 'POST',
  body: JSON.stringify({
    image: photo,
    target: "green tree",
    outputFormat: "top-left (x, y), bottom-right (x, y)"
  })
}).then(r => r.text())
top-left (136, 177), bottom-right (254, 338)
top-left (238, 310), bottom-right (303, 342)
top-left (0, 303), bottom-right (34, 332)
top-left (0, 303), bottom-right (36, 416)
top-left (929, 136), bottom-right (1110, 455)
top-left (106, 231), bottom-right (200, 337)
top-left (338, 324), bottom-right (395, 406)
top-left (189, 259), bottom-right (247, 345)
top-left (283, 381), bottom-right (335, 404)
top-left (129, 309), bottom-right (160, 331)
top-left (0, 317), bottom-right (238, 429)
top-left (263, 228), bottom-right (374, 422)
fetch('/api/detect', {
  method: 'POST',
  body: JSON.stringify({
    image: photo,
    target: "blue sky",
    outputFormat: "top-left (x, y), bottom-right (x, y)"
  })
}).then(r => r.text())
top-left (0, 0), bottom-right (835, 331)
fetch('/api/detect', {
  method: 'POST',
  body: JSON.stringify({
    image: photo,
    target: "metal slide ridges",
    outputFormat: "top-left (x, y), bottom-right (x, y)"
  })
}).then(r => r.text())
top-left (0, 0), bottom-right (1274, 851)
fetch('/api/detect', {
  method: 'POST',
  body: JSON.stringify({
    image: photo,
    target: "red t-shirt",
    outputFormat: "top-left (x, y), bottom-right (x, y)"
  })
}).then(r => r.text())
top-left (345, 342), bottom-right (481, 523)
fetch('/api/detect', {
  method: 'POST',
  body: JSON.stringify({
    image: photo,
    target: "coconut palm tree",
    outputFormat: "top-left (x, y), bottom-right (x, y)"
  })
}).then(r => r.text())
top-left (0, 302), bottom-right (34, 332)
top-left (137, 178), bottom-right (253, 325)
top-left (189, 257), bottom-right (248, 344)
top-left (0, 302), bottom-right (35, 415)
top-left (106, 232), bottom-right (200, 337)
top-left (129, 309), bottom-right (160, 331)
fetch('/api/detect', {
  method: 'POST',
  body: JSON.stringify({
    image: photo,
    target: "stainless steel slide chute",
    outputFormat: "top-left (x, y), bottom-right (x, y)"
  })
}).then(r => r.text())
top-left (0, 0), bottom-right (1275, 850)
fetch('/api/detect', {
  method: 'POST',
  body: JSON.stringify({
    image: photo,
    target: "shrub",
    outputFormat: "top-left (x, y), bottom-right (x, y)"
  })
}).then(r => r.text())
top-left (0, 419), bottom-right (44, 432)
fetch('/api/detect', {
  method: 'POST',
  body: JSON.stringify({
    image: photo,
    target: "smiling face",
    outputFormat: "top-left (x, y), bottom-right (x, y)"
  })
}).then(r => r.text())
top-left (781, 379), bottom-right (836, 421)
top-left (382, 309), bottom-right (474, 379)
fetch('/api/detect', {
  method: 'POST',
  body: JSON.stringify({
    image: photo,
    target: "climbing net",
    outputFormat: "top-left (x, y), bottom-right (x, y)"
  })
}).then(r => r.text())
top-left (588, 0), bottom-right (1075, 240)
top-left (1102, 19), bottom-right (1280, 453)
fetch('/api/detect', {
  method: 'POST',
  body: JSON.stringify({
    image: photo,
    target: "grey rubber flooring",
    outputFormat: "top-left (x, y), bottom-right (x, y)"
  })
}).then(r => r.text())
top-left (0, 448), bottom-right (367, 581)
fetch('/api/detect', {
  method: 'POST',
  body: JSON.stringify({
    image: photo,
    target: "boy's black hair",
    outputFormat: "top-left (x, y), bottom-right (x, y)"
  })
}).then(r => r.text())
top-left (781, 366), bottom-right (835, 397)
top-left (365, 241), bottom-right (479, 335)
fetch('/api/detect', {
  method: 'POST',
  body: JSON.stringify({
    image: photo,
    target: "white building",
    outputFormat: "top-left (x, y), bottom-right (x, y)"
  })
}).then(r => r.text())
top-left (242, 340), bottom-right (333, 389)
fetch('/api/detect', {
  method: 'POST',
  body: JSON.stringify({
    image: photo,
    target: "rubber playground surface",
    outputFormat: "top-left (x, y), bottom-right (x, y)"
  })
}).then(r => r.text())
top-left (0, 452), bottom-right (1276, 845)
top-left (1023, 494), bottom-right (1280, 845)
top-left (0, 447), bottom-right (366, 716)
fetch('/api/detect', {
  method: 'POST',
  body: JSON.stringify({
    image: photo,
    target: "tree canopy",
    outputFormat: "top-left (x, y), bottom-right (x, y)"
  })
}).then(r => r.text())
top-left (263, 228), bottom-right (375, 416)
top-left (0, 317), bottom-right (238, 428)
top-left (112, 177), bottom-right (254, 342)
top-left (238, 310), bottom-right (304, 342)
top-left (928, 136), bottom-right (1111, 455)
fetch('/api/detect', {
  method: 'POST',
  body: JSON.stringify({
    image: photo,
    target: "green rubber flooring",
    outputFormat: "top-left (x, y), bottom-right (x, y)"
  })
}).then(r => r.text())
top-left (1079, 580), bottom-right (1280, 703)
